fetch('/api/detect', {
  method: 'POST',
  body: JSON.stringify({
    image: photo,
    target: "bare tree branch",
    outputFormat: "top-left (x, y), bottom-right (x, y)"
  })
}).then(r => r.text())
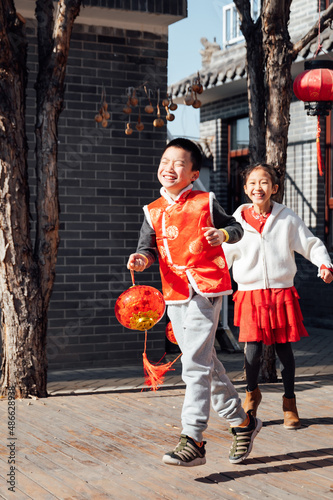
top-left (35, 0), bottom-right (54, 66)
top-left (292, 2), bottom-right (333, 59)
top-left (233, 0), bottom-right (254, 38)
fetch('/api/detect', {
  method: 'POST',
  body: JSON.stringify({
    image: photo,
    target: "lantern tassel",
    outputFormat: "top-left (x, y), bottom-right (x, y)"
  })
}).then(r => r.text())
top-left (316, 116), bottom-right (324, 176)
top-left (142, 330), bottom-right (181, 391)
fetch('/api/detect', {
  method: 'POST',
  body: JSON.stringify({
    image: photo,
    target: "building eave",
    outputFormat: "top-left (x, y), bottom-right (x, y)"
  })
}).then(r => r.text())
top-left (169, 29), bottom-right (333, 105)
top-left (15, 0), bottom-right (186, 33)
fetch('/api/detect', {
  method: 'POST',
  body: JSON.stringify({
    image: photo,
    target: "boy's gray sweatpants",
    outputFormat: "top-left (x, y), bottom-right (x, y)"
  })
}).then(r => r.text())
top-left (168, 294), bottom-right (246, 442)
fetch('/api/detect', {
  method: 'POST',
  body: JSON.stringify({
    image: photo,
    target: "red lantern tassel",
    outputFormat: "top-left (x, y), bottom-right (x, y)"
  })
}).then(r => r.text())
top-left (142, 330), bottom-right (181, 391)
top-left (316, 116), bottom-right (324, 176)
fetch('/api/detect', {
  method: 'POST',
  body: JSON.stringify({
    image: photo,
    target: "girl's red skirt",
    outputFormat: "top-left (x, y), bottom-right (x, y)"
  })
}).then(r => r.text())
top-left (233, 286), bottom-right (309, 345)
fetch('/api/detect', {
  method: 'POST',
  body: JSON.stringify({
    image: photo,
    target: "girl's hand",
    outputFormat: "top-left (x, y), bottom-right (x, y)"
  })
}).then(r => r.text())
top-left (320, 268), bottom-right (333, 284)
top-left (203, 227), bottom-right (225, 247)
top-left (127, 253), bottom-right (147, 272)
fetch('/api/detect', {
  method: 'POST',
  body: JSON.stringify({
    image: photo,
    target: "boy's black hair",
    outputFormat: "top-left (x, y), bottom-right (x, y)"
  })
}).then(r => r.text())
top-left (162, 138), bottom-right (202, 171)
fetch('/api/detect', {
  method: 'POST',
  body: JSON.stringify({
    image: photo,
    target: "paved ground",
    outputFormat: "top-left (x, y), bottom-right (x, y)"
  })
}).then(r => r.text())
top-left (47, 325), bottom-right (333, 395)
top-left (1, 325), bottom-right (332, 499)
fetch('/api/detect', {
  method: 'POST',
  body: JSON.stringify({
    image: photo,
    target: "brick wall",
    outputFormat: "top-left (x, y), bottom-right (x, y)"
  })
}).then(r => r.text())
top-left (24, 20), bottom-right (170, 370)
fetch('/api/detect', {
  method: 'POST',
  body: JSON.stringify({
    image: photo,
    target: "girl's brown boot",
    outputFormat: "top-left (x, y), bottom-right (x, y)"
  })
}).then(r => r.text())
top-left (282, 396), bottom-right (301, 429)
top-left (242, 386), bottom-right (262, 418)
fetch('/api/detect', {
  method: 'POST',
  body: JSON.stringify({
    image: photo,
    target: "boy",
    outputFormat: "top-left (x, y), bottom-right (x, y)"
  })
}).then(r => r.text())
top-left (127, 138), bottom-right (262, 467)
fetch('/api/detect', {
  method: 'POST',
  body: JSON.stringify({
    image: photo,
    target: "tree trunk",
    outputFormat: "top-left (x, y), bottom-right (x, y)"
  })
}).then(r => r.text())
top-left (234, 0), bottom-right (266, 164)
top-left (0, 3), bottom-right (47, 397)
top-left (0, 0), bottom-right (81, 398)
top-left (262, 0), bottom-right (294, 201)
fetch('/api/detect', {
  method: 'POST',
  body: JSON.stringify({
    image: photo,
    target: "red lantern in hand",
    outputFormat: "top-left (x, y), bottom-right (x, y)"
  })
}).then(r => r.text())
top-left (115, 285), bottom-right (165, 331)
top-left (115, 272), bottom-right (180, 392)
top-left (293, 60), bottom-right (333, 176)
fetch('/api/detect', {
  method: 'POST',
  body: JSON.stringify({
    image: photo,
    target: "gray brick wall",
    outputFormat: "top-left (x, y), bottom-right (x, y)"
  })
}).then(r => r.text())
top-left (24, 20), bottom-right (170, 370)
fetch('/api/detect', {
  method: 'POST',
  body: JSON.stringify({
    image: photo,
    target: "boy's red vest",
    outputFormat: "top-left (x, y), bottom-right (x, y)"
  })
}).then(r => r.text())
top-left (145, 189), bottom-right (232, 304)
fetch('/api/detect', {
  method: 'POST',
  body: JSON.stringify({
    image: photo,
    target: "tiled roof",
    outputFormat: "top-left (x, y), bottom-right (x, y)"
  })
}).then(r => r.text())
top-left (169, 29), bottom-right (333, 100)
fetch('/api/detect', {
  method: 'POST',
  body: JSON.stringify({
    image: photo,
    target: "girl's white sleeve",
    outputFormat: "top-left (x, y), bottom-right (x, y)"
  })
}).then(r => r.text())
top-left (292, 215), bottom-right (332, 271)
top-left (222, 241), bottom-right (239, 269)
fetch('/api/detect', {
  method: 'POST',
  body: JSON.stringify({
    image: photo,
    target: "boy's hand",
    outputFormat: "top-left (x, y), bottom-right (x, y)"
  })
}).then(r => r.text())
top-left (320, 268), bottom-right (333, 284)
top-left (203, 227), bottom-right (225, 247)
top-left (127, 253), bottom-right (147, 272)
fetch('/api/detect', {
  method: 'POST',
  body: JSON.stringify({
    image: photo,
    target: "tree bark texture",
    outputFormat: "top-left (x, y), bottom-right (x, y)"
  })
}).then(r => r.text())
top-left (234, 0), bottom-right (266, 164)
top-left (262, 0), bottom-right (294, 202)
top-left (0, 0), bottom-right (81, 398)
top-left (0, 1), bottom-right (46, 397)
top-left (34, 0), bottom-right (81, 313)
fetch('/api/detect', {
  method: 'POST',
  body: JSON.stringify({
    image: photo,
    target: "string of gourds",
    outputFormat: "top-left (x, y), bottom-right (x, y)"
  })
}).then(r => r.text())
top-left (94, 72), bottom-right (203, 134)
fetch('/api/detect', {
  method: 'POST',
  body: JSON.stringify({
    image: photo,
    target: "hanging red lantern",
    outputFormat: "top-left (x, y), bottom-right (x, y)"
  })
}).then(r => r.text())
top-left (293, 60), bottom-right (333, 115)
top-left (293, 60), bottom-right (333, 176)
top-left (115, 284), bottom-right (165, 331)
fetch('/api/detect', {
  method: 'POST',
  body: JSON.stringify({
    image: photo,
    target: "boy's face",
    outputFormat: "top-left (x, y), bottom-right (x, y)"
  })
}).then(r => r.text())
top-left (158, 146), bottom-right (199, 199)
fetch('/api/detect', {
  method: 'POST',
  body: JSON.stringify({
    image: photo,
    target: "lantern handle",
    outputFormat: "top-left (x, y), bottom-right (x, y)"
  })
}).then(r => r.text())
top-left (130, 269), bottom-right (135, 286)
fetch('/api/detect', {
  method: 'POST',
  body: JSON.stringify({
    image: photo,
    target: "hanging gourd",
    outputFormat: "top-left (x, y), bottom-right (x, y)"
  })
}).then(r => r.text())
top-left (115, 271), bottom-right (181, 391)
top-left (123, 99), bottom-right (132, 114)
top-left (192, 92), bottom-right (202, 109)
top-left (153, 89), bottom-right (164, 128)
top-left (169, 91), bottom-right (178, 111)
top-left (135, 106), bottom-right (144, 131)
top-left (192, 71), bottom-right (203, 95)
top-left (129, 88), bottom-right (138, 107)
top-left (125, 119), bottom-right (133, 135)
top-left (184, 86), bottom-right (194, 106)
top-left (144, 86), bottom-right (154, 114)
top-left (162, 95), bottom-right (170, 107)
top-left (293, 59), bottom-right (333, 176)
top-left (95, 86), bottom-right (110, 127)
top-left (165, 106), bottom-right (175, 122)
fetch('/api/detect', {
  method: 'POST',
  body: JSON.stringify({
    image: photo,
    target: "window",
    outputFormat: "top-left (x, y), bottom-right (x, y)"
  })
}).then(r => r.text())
top-left (230, 116), bottom-right (249, 150)
top-left (223, 1), bottom-right (259, 48)
top-left (227, 117), bottom-right (250, 213)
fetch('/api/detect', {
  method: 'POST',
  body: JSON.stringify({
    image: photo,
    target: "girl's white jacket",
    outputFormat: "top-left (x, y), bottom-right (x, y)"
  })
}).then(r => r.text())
top-left (222, 202), bottom-right (333, 291)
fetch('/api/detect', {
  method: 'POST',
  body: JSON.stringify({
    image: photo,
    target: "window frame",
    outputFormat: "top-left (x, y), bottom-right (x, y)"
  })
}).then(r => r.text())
top-left (222, 1), bottom-right (259, 48)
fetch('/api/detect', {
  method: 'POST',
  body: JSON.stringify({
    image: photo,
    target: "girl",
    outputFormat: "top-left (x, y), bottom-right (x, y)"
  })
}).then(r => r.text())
top-left (223, 163), bottom-right (333, 429)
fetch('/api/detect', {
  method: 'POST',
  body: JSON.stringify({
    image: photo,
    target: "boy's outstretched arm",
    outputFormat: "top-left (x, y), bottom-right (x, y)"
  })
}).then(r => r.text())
top-left (127, 216), bottom-right (158, 272)
top-left (212, 199), bottom-right (243, 243)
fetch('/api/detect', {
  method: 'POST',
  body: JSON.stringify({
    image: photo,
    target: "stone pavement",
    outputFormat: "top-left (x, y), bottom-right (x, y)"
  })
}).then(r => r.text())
top-left (47, 325), bottom-right (333, 396)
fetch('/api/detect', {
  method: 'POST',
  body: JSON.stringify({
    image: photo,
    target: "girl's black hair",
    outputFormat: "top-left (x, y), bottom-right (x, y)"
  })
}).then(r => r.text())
top-left (162, 138), bottom-right (202, 171)
top-left (242, 162), bottom-right (281, 188)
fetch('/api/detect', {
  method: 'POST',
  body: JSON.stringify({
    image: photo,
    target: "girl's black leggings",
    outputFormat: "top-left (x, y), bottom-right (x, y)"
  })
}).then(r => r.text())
top-left (244, 341), bottom-right (295, 399)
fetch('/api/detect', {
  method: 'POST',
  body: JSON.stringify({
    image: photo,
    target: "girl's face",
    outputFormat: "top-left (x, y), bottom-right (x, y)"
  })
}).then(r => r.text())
top-left (244, 168), bottom-right (278, 211)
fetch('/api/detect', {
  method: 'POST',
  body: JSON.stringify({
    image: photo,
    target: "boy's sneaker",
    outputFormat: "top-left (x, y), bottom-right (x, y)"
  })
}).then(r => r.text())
top-left (162, 434), bottom-right (206, 467)
top-left (229, 411), bottom-right (262, 464)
